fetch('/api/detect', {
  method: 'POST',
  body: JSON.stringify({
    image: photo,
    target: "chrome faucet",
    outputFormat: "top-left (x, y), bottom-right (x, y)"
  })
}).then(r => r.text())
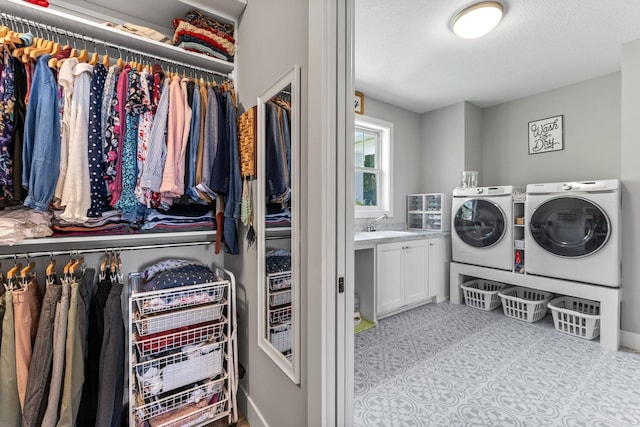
top-left (368, 214), bottom-right (388, 232)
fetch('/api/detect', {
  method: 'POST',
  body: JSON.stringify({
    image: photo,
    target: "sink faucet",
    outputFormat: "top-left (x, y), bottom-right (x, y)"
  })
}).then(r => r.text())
top-left (368, 214), bottom-right (388, 232)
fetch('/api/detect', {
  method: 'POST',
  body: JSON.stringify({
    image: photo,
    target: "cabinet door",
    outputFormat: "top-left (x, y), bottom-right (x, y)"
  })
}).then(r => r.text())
top-left (403, 240), bottom-right (429, 304)
top-left (376, 242), bottom-right (404, 314)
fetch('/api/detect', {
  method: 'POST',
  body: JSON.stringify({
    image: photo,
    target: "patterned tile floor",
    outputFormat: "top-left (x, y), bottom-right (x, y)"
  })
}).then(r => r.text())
top-left (353, 302), bottom-right (640, 427)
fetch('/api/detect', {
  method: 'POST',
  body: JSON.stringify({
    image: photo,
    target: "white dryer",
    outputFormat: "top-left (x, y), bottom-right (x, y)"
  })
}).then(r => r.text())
top-left (452, 186), bottom-right (522, 271)
top-left (525, 179), bottom-right (621, 287)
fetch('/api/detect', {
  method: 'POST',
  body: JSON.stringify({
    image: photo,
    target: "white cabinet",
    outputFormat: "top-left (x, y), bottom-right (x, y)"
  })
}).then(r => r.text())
top-left (376, 237), bottom-right (449, 317)
top-left (407, 193), bottom-right (451, 231)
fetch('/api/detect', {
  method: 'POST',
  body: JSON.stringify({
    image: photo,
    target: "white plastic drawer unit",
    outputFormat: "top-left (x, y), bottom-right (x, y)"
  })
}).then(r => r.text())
top-left (407, 193), bottom-right (451, 231)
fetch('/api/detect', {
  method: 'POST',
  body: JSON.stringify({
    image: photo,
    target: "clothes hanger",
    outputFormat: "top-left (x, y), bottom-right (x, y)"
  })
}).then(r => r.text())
top-left (63, 252), bottom-right (76, 276)
top-left (69, 255), bottom-right (85, 277)
top-left (89, 51), bottom-right (99, 66)
top-left (46, 258), bottom-right (56, 278)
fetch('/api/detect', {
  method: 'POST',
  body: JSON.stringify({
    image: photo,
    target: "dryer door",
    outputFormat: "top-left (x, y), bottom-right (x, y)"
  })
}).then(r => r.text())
top-left (453, 199), bottom-right (506, 248)
top-left (529, 196), bottom-right (610, 257)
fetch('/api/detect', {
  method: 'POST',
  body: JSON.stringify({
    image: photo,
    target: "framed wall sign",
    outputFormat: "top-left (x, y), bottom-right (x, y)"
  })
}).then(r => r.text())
top-left (355, 91), bottom-right (364, 115)
top-left (528, 115), bottom-right (563, 154)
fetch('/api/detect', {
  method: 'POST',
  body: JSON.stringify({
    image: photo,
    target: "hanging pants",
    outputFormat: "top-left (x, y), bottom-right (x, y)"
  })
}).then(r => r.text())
top-left (0, 291), bottom-right (22, 427)
top-left (22, 282), bottom-right (62, 427)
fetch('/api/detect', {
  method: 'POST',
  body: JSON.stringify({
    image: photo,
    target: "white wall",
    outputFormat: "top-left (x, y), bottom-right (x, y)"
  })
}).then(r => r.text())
top-left (420, 102), bottom-right (466, 192)
top-left (481, 73), bottom-right (621, 187)
top-left (231, 2), bottom-right (309, 426)
top-left (353, 96), bottom-right (422, 230)
top-left (621, 40), bottom-right (640, 337)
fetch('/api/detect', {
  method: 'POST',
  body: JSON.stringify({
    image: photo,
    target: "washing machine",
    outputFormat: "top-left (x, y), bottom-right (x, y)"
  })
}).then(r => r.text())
top-left (525, 179), bottom-right (621, 287)
top-left (452, 186), bottom-right (522, 271)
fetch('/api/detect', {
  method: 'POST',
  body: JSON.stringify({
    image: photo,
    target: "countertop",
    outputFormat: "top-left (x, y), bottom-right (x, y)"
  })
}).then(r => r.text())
top-left (354, 230), bottom-right (450, 249)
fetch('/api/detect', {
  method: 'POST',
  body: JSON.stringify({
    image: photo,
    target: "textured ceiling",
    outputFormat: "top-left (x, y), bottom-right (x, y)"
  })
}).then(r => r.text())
top-left (355, 0), bottom-right (640, 114)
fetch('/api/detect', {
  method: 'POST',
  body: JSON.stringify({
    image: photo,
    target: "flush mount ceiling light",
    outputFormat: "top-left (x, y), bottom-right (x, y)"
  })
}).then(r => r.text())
top-left (452, 1), bottom-right (504, 39)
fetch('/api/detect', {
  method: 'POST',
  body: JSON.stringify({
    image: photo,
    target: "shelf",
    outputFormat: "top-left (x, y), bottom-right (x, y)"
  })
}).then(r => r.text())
top-left (0, 0), bottom-right (234, 75)
top-left (178, 0), bottom-right (246, 23)
top-left (2, 231), bottom-right (216, 254)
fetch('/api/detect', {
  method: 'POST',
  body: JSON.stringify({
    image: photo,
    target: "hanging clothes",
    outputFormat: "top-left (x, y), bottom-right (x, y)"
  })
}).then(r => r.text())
top-left (87, 63), bottom-right (108, 217)
top-left (11, 59), bottom-right (27, 204)
top-left (59, 62), bottom-right (93, 222)
top-left (22, 277), bottom-right (62, 427)
top-left (13, 275), bottom-right (42, 411)
top-left (0, 288), bottom-right (22, 427)
top-left (22, 54), bottom-right (61, 212)
top-left (0, 47), bottom-right (16, 208)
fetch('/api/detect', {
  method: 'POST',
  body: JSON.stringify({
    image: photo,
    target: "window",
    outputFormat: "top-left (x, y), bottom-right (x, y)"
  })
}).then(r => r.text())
top-left (354, 116), bottom-right (393, 218)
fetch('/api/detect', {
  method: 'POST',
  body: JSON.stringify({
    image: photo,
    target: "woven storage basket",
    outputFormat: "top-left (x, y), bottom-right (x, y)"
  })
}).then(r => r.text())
top-left (461, 279), bottom-right (510, 311)
top-left (498, 286), bottom-right (552, 322)
top-left (548, 296), bottom-right (601, 340)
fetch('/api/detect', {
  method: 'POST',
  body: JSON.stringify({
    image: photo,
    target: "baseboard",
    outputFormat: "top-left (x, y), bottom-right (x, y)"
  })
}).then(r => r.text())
top-left (238, 383), bottom-right (269, 427)
top-left (621, 329), bottom-right (640, 350)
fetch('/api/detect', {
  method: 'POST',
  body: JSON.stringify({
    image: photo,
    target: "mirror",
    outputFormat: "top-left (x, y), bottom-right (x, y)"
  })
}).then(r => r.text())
top-left (256, 65), bottom-right (301, 383)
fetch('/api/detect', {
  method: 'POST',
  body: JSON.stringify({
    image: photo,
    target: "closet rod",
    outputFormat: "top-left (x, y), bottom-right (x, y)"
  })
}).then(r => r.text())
top-left (0, 240), bottom-right (214, 261)
top-left (0, 11), bottom-right (230, 80)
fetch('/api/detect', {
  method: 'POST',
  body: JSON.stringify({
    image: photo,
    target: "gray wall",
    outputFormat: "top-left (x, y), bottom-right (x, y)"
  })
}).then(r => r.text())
top-left (482, 73), bottom-right (621, 187)
top-left (420, 102), bottom-right (466, 192)
top-left (354, 96), bottom-right (422, 230)
top-left (230, 2), bottom-right (309, 426)
top-left (621, 40), bottom-right (640, 336)
top-left (464, 102), bottom-right (483, 179)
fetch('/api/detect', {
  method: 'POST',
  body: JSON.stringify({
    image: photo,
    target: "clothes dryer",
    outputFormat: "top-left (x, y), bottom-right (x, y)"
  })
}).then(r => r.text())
top-left (452, 186), bottom-right (522, 271)
top-left (525, 179), bottom-right (621, 287)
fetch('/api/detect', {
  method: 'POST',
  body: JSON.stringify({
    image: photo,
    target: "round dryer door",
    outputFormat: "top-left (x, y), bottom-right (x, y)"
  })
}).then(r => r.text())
top-left (454, 199), bottom-right (506, 248)
top-left (529, 196), bottom-right (610, 257)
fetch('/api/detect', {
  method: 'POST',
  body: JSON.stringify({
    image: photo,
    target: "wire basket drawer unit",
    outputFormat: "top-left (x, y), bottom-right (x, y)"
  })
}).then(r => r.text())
top-left (130, 274), bottom-right (233, 427)
top-left (133, 377), bottom-right (228, 427)
top-left (135, 341), bottom-right (226, 399)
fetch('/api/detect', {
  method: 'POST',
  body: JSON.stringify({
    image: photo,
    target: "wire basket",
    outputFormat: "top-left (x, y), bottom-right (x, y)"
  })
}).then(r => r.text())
top-left (134, 304), bottom-right (223, 336)
top-left (267, 271), bottom-right (292, 291)
top-left (269, 305), bottom-right (292, 325)
top-left (498, 287), bottom-right (553, 323)
top-left (461, 279), bottom-right (510, 311)
top-left (269, 289), bottom-right (292, 308)
top-left (270, 322), bottom-right (292, 353)
top-left (134, 282), bottom-right (226, 316)
top-left (134, 377), bottom-right (227, 423)
top-left (135, 341), bottom-right (225, 398)
top-left (135, 318), bottom-right (226, 357)
top-left (548, 296), bottom-right (601, 340)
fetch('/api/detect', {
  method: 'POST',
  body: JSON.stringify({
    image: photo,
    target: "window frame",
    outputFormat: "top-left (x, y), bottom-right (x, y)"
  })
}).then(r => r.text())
top-left (354, 115), bottom-right (393, 219)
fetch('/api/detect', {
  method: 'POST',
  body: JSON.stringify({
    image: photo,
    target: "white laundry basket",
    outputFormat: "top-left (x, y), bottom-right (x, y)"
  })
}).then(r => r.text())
top-left (460, 279), bottom-right (510, 311)
top-left (548, 296), bottom-right (601, 340)
top-left (498, 286), bottom-right (552, 322)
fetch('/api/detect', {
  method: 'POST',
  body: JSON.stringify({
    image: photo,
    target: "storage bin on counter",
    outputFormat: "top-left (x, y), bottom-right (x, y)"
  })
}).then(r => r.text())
top-left (498, 286), bottom-right (553, 322)
top-left (548, 296), bottom-right (601, 340)
top-left (460, 279), bottom-right (510, 311)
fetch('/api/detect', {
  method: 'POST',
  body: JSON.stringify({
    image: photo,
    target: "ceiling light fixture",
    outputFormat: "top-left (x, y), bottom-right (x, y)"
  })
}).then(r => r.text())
top-left (452, 1), bottom-right (504, 39)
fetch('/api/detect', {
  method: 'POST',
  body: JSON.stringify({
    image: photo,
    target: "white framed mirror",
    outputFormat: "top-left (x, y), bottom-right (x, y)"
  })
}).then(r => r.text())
top-left (256, 65), bottom-right (301, 383)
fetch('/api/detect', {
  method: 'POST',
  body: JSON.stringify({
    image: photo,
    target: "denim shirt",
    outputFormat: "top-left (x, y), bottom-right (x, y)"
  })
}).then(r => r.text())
top-left (23, 55), bottom-right (61, 211)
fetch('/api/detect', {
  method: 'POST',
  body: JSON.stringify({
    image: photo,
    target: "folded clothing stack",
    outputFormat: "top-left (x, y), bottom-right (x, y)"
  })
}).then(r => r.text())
top-left (173, 10), bottom-right (235, 62)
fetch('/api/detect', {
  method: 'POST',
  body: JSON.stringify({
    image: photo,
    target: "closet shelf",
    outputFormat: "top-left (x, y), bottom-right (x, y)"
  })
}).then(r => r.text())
top-left (4, 231), bottom-right (216, 253)
top-left (178, 0), bottom-right (247, 23)
top-left (0, 0), bottom-right (234, 75)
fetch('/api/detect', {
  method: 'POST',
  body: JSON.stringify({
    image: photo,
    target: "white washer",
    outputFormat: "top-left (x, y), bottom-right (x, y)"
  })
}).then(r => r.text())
top-left (525, 179), bottom-right (621, 287)
top-left (452, 186), bottom-right (522, 271)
